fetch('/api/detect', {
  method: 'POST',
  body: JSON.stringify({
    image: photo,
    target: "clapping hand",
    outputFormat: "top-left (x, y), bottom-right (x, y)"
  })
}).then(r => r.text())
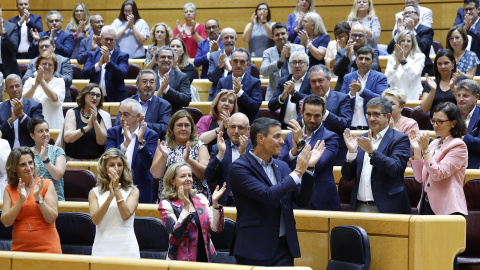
top-left (121, 120), bottom-right (132, 145)
top-left (183, 142), bottom-right (191, 162)
top-left (238, 135), bottom-right (249, 156)
top-left (294, 144), bottom-right (312, 175)
top-left (464, 15), bottom-right (473, 31)
top-left (349, 80), bottom-right (361, 94)
top-left (404, 17), bottom-right (415, 30)
top-left (212, 182), bottom-right (227, 208)
top-left (11, 98), bottom-right (25, 119)
top-left (308, 140), bottom-right (326, 167)
top-left (78, 20), bottom-right (86, 33)
top-left (233, 77), bottom-right (242, 93)
top-left (425, 73), bottom-right (437, 91)
top-left (108, 167), bottom-right (121, 195)
top-left (299, 30), bottom-right (309, 47)
top-left (418, 132), bottom-right (430, 152)
top-left (40, 141), bottom-right (49, 162)
top-left (33, 178), bottom-right (44, 200)
top-left (100, 45), bottom-right (110, 64)
top-left (217, 131), bottom-right (226, 154)
top-left (210, 40), bottom-right (219, 52)
top-left (297, 12), bottom-right (305, 29)
top-left (218, 53), bottom-right (227, 69)
top-left (157, 140), bottom-right (170, 158)
top-left (357, 130), bottom-right (375, 153)
top-left (408, 130), bottom-right (421, 152)
top-left (17, 178), bottom-right (28, 202)
top-left (251, 12), bottom-right (257, 25)
top-left (137, 115), bottom-right (146, 142)
top-left (127, 14), bottom-right (135, 28)
top-left (30, 28), bottom-right (40, 41)
top-left (394, 44), bottom-right (404, 63)
top-left (346, 40), bottom-right (356, 59)
top-left (343, 128), bottom-right (358, 153)
top-left (177, 185), bottom-right (190, 207)
top-left (158, 73), bottom-right (169, 96)
top-left (449, 72), bottom-right (460, 89)
top-left (396, 17), bottom-right (405, 32)
top-left (176, 19), bottom-right (184, 34)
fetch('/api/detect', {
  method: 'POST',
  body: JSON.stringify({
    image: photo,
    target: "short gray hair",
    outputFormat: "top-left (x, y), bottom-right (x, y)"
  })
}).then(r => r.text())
top-left (382, 88), bottom-right (408, 106)
top-left (309, 64), bottom-right (331, 79)
top-left (183, 2), bottom-right (196, 12)
top-left (404, 4), bottom-right (420, 14)
top-left (290, 51), bottom-right (309, 66)
top-left (89, 13), bottom-right (102, 24)
top-left (456, 79), bottom-right (480, 96)
top-left (154, 45), bottom-right (175, 60)
top-left (100, 25), bottom-right (116, 38)
top-left (366, 97), bottom-right (392, 114)
top-left (232, 47), bottom-right (250, 62)
top-left (46, 10), bottom-right (63, 22)
top-left (5, 74), bottom-right (22, 84)
top-left (136, 69), bottom-right (157, 82)
top-left (121, 99), bottom-right (142, 115)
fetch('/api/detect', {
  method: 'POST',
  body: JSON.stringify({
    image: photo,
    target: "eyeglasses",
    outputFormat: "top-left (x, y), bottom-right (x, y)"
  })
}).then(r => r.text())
top-left (88, 92), bottom-right (102, 99)
top-left (291, 61), bottom-right (306, 66)
top-left (430, 118), bottom-right (450, 126)
top-left (464, 7), bottom-right (477, 12)
top-left (206, 25), bottom-right (218, 31)
top-left (140, 79), bottom-right (156, 85)
top-left (365, 112), bottom-right (386, 119)
top-left (175, 123), bottom-right (191, 129)
top-left (350, 33), bottom-right (366, 39)
top-left (41, 63), bottom-right (54, 68)
top-left (403, 11), bottom-right (417, 16)
top-left (448, 36), bottom-right (462, 41)
top-left (102, 38), bottom-right (116, 43)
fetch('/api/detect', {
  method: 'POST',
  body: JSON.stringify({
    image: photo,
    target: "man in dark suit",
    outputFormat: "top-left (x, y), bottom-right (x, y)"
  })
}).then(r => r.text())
top-left (387, 4), bottom-right (434, 75)
top-left (217, 48), bottom-right (262, 124)
top-left (154, 46), bottom-right (191, 114)
top-left (8, 0), bottom-right (43, 59)
top-left (279, 96), bottom-right (341, 211)
top-left (340, 46), bottom-right (388, 130)
top-left (455, 0), bottom-right (480, 75)
top-left (82, 25), bottom-right (129, 102)
top-left (205, 112), bottom-right (252, 206)
top-left (194, 19), bottom-right (223, 79)
top-left (229, 117), bottom-right (323, 266)
top-left (0, 5), bottom-right (20, 78)
top-left (31, 10), bottom-right (74, 58)
top-left (454, 7), bottom-right (465, 26)
top-left (305, 64), bottom-right (352, 165)
top-left (1, 74), bottom-right (43, 149)
top-left (77, 13), bottom-right (104, 65)
top-left (23, 36), bottom-right (73, 101)
top-left (268, 51), bottom-right (312, 129)
top-left (106, 99), bottom-right (158, 203)
top-left (456, 79), bottom-right (480, 169)
top-left (333, 23), bottom-right (380, 92)
top-left (116, 69), bottom-right (172, 140)
top-left (342, 97), bottom-right (411, 214)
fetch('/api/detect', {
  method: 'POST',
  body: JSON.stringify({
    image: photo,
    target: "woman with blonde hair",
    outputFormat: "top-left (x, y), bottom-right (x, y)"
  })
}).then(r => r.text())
top-left (382, 88), bottom-right (419, 134)
top-left (144, 22), bottom-right (173, 70)
top-left (88, 148), bottom-right (140, 258)
top-left (170, 37), bottom-right (196, 83)
top-left (287, 0), bottom-right (316, 42)
top-left (158, 162), bottom-right (225, 262)
top-left (347, 0), bottom-right (381, 48)
top-left (66, 2), bottom-right (92, 58)
top-left (294, 12), bottom-right (330, 67)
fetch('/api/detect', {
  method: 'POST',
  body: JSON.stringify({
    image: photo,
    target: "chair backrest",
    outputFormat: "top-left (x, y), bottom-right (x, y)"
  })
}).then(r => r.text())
top-left (327, 225), bottom-right (371, 270)
top-left (258, 108), bottom-right (279, 121)
top-left (63, 169), bottom-right (97, 201)
top-left (71, 64), bottom-right (82, 79)
top-left (0, 210), bottom-right (13, 251)
top-left (19, 64), bottom-right (29, 77)
top-left (69, 85), bottom-right (79, 102)
top-left (127, 63), bottom-right (141, 79)
top-left (410, 106), bottom-right (430, 130)
top-left (401, 107), bottom-right (413, 118)
top-left (250, 64), bottom-right (260, 79)
top-left (432, 41), bottom-right (443, 54)
top-left (133, 217), bottom-right (169, 259)
top-left (403, 176), bottom-right (422, 214)
top-left (183, 107), bottom-right (204, 124)
top-left (261, 85), bottom-right (267, 101)
top-left (210, 218), bottom-right (237, 264)
top-left (126, 84), bottom-right (138, 97)
top-left (56, 212), bottom-right (96, 255)
top-left (463, 179), bottom-right (480, 257)
top-left (337, 177), bottom-right (354, 211)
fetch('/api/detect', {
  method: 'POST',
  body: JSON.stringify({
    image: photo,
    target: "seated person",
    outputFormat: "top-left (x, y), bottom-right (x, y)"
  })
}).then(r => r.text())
top-left (454, 0), bottom-right (480, 75)
top-left (57, 83), bottom-right (111, 161)
top-left (392, 0), bottom-right (433, 35)
top-left (382, 88), bottom-right (419, 134)
top-left (32, 10), bottom-right (74, 58)
top-left (144, 22), bottom-right (172, 71)
top-left (28, 118), bottom-right (66, 201)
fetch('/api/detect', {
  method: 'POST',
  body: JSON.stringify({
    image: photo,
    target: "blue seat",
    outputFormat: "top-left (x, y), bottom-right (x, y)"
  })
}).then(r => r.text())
top-left (327, 225), bottom-right (371, 270)
top-left (0, 210), bottom-right (12, 251)
top-left (56, 212), bottom-right (96, 255)
top-left (133, 216), bottom-right (169, 259)
top-left (210, 218), bottom-right (236, 264)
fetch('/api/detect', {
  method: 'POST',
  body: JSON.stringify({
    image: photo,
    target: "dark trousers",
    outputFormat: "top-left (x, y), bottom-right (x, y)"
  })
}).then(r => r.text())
top-left (236, 236), bottom-right (294, 266)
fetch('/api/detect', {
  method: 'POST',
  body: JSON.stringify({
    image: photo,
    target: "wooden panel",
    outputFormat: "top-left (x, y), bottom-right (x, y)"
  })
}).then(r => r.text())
top-left (329, 212), bottom-right (411, 236)
top-left (90, 256), bottom-right (169, 270)
top-left (0, 251), bottom-right (14, 270)
top-left (369, 236), bottom-right (409, 270)
top-left (168, 260), bottom-right (252, 270)
top-left (295, 232), bottom-right (329, 270)
top-left (12, 253), bottom-right (90, 270)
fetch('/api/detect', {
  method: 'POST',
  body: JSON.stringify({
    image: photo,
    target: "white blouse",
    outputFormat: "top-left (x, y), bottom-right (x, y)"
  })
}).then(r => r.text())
top-left (385, 52), bottom-right (425, 101)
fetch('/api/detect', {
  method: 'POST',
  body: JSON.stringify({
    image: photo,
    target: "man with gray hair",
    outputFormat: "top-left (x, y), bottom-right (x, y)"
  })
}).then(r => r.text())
top-left (456, 79), bottom-right (480, 168)
top-left (115, 69), bottom-right (172, 140)
top-left (106, 98), bottom-right (158, 203)
top-left (32, 10), bottom-right (74, 58)
top-left (77, 13), bottom-right (105, 64)
top-left (82, 25), bottom-right (129, 102)
top-left (268, 51), bottom-right (312, 129)
top-left (342, 97), bottom-right (411, 214)
top-left (154, 46), bottom-right (191, 114)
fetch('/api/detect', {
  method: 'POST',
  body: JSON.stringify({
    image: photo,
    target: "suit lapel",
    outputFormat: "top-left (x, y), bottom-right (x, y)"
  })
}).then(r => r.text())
top-left (376, 128), bottom-right (393, 155)
top-left (225, 141), bottom-right (233, 165)
top-left (468, 106), bottom-right (480, 133)
top-left (365, 71), bottom-right (375, 91)
top-left (146, 97), bottom-right (159, 123)
top-left (326, 91), bottom-right (337, 112)
top-left (246, 152), bottom-right (272, 186)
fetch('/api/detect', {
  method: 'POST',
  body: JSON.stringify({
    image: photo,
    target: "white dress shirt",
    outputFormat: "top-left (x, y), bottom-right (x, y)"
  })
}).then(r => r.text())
top-left (279, 73), bottom-right (306, 124)
top-left (350, 70), bottom-right (370, 127)
top-left (17, 16), bottom-right (30, 53)
top-left (95, 49), bottom-right (115, 97)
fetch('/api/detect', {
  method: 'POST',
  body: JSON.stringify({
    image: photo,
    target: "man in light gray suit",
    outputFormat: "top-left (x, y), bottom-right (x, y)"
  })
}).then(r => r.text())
top-left (261, 22), bottom-right (305, 101)
top-left (22, 36), bottom-right (73, 101)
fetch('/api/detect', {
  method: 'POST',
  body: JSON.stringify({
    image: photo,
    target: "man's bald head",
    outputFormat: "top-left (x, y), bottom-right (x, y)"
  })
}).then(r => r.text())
top-left (227, 112), bottom-right (250, 145)
top-left (349, 23), bottom-right (367, 51)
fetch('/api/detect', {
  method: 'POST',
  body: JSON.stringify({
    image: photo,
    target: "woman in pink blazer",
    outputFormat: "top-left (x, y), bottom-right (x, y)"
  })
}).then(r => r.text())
top-left (409, 102), bottom-right (468, 216)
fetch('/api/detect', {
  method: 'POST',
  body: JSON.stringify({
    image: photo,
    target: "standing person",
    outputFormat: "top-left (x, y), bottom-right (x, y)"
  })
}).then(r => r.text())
top-left (8, 0), bottom-right (43, 59)
top-left (347, 0), bottom-right (381, 49)
top-left (111, 0), bottom-right (149, 59)
top-left (89, 148), bottom-right (140, 258)
top-left (194, 19), bottom-right (223, 79)
top-left (158, 162), bottom-right (226, 262)
top-left (342, 97), bottom-right (412, 213)
top-left (34, 10), bottom-right (74, 58)
top-left (228, 117), bottom-right (325, 266)
top-left (170, 38), bottom-right (196, 84)
top-left (77, 13), bottom-right (104, 65)
top-left (1, 147), bottom-right (61, 253)
top-left (173, 2), bottom-right (207, 59)
top-left (294, 12), bottom-right (330, 68)
top-left (65, 3), bottom-right (92, 59)
top-left (144, 22), bottom-right (173, 71)
top-left (446, 26), bottom-right (480, 79)
top-left (0, 136), bottom-right (10, 200)
top-left (286, 0), bottom-right (316, 42)
top-left (325, 22), bottom-right (351, 78)
top-left (0, 4), bottom-right (21, 77)
top-left (455, 0), bottom-right (480, 75)
top-left (243, 2), bottom-right (275, 57)
top-left (392, 0), bottom-right (433, 36)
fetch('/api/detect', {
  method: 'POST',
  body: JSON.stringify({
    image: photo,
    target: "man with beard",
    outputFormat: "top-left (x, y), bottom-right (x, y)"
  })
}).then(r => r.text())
top-left (261, 22), bottom-right (305, 101)
top-left (279, 95), bottom-right (341, 211)
top-left (77, 13), bottom-right (104, 65)
top-left (154, 46), bottom-right (191, 114)
top-left (115, 69), bottom-right (171, 140)
top-left (194, 19), bottom-right (223, 79)
top-left (32, 10), bottom-right (74, 58)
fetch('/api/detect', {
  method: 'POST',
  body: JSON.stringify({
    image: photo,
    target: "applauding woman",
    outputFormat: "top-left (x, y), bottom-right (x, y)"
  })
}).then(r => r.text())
top-left (66, 3), bottom-right (92, 59)
top-left (89, 148), bottom-right (140, 258)
top-left (446, 26), bottom-right (480, 79)
top-left (243, 2), bottom-right (275, 57)
top-left (287, 0), bottom-right (316, 42)
top-left (173, 3), bottom-right (207, 59)
top-left (294, 12), bottom-right (330, 67)
top-left (158, 162), bottom-right (225, 262)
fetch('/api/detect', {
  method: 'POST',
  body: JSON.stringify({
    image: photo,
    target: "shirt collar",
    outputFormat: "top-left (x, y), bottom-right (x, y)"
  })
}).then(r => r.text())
top-left (302, 122), bottom-right (323, 137)
top-left (249, 149), bottom-right (273, 167)
top-left (138, 96), bottom-right (153, 105)
top-left (121, 125), bottom-right (140, 136)
top-left (357, 69), bottom-right (371, 80)
top-left (324, 89), bottom-right (331, 100)
top-left (371, 125), bottom-right (389, 140)
top-left (467, 106), bottom-right (476, 120)
top-left (293, 72), bottom-right (307, 83)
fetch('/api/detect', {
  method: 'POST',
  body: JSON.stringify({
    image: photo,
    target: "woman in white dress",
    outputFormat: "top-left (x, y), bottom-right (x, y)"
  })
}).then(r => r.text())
top-left (23, 52), bottom-right (65, 129)
top-left (0, 134), bottom-right (11, 200)
top-left (88, 148), bottom-right (140, 258)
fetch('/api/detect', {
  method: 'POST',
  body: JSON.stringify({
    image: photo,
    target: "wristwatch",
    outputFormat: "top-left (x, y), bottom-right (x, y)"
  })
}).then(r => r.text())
top-left (297, 140), bottom-right (306, 148)
top-left (368, 151), bottom-right (375, 159)
top-left (36, 197), bottom-right (44, 205)
top-left (138, 140), bottom-right (146, 147)
top-left (401, 59), bottom-right (408, 65)
top-left (42, 158), bottom-right (50, 164)
top-left (422, 149), bottom-right (430, 156)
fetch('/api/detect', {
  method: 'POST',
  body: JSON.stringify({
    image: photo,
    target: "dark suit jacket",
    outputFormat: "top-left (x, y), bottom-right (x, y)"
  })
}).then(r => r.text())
top-left (268, 73), bottom-right (312, 122)
top-left (38, 30), bottom-right (74, 58)
top-left (279, 125), bottom-right (341, 210)
top-left (454, 8), bottom-right (464, 27)
top-left (457, 20), bottom-right (480, 75)
top-left (81, 48), bottom-right (129, 102)
top-left (465, 105), bottom-right (480, 169)
top-left (340, 70), bottom-right (388, 121)
top-left (229, 151), bottom-right (314, 261)
top-left (194, 38), bottom-right (223, 79)
top-left (23, 54), bottom-right (73, 100)
top-left (388, 24), bottom-right (434, 75)
top-left (0, 98), bottom-right (43, 149)
top-left (341, 128), bottom-right (412, 214)
top-left (77, 35), bottom-right (93, 65)
top-left (115, 95), bottom-right (172, 140)
top-left (9, 14), bottom-right (43, 58)
top-left (1, 20), bottom-right (20, 77)
top-left (217, 73), bottom-right (262, 124)
top-left (105, 125), bottom-right (158, 203)
top-left (205, 139), bottom-right (253, 205)
top-left (333, 45), bottom-right (380, 92)
top-left (155, 69), bottom-right (191, 114)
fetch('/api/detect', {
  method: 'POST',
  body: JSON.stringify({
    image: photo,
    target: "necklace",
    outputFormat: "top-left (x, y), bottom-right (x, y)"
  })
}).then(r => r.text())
top-left (81, 110), bottom-right (91, 119)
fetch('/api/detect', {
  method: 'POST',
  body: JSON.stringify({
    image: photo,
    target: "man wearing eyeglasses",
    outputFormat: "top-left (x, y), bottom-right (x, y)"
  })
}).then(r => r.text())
top-left (77, 14), bottom-right (104, 65)
top-left (341, 97), bottom-right (411, 214)
top-left (194, 19), bottom-right (223, 79)
top-left (82, 25), bottom-right (129, 102)
top-left (455, 0), bottom-right (480, 75)
top-left (22, 36), bottom-right (73, 101)
top-left (392, 0), bottom-right (432, 36)
top-left (387, 4), bottom-right (433, 76)
top-left (115, 69), bottom-right (172, 140)
top-left (333, 23), bottom-right (380, 92)
top-left (268, 51), bottom-right (312, 129)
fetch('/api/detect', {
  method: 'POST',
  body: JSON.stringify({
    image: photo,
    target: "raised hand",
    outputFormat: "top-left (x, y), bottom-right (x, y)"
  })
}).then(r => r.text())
top-left (30, 28), bottom-right (40, 41)
top-left (295, 144), bottom-right (312, 175)
top-left (151, 46), bottom-right (157, 57)
top-left (418, 132), bottom-right (430, 152)
top-left (218, 53), bottom-right (226, 69)
top-left (425, 73), bottom-right (437, 91)
top-left (158, 73), bottom-right (169, 95)
top-left (343, 128), bottom-right (358, 153)
top-left (78, 20), bottom-right (86, 33)
top-left (90, 105), bottom-right (98, 123)
top-left (357, 130), bottom-right (375, 153)
top-left (191, 20), bottom-right (197, 34)
top-left (394, 44), bottom-right (404, 63)
top-left (287, 119), bottom-right (303, 144)
top-left (183, 142), bottom-right (191, 162)
top-left (210, 40), bottom-right (219, 52)
top-left (449, 72), bottom-right (460, 89)
top-left (299, 30), bottom-right (309, 47)
top-left (101, 45), bottom-right (110, 64)
top-left (33, 178), bottom-right (44, 199)
top-left (12, 98), bottom-right (25, 118)
top-left (346, 40), bottom-right (356, 59)
top-left (464, 14), bottom-right (473, 31)
top-left (121, 120), bottom-right (132, 145)
top-left (238, 135), bottom-right (249, 156)
top-left (297, 12), bottom-right (305, 28)
top-left (212, 182), bottom-right (227, 207)
top-left (233, 77), bottom-right (242, 93)
top-left (127, 14), bottom-right (135, 28)
top-left (107, 167), bottom-right (121, 189)
top-left (91, 35), bottom-right (99, 51)
top-left (157, 140), bottom-right (170, 158)
top-left (137, 115), bottom-right (146, 142)
top-left (217, 131), bottom-right (226, 153)
top-left (176, 19), bottom-right (184, 34)
top-left (396, 17), bottom-right (405, 32)
top-left (37, 65), bottom-right (45, 83)
top-left (251, 12), bottom-right (257, 25)
top-left (408, 130), bottom-right (421, 151)
top-left (404, 17), bottom-right (415, 30)
top-left (280, 44), bottom-right (291, 62)
top-left (284, 80), bottom-right (295, 96)
top-left (308, 140), bottom-right (326, 167)
top-left (40, 142), bottom-right (49, 161)
top-left (177, 185), bottom-right (190, 207)
top-left (17, 178), bottom-right (28, 201)
top-left (349, 80), bottom-right (361, 94)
